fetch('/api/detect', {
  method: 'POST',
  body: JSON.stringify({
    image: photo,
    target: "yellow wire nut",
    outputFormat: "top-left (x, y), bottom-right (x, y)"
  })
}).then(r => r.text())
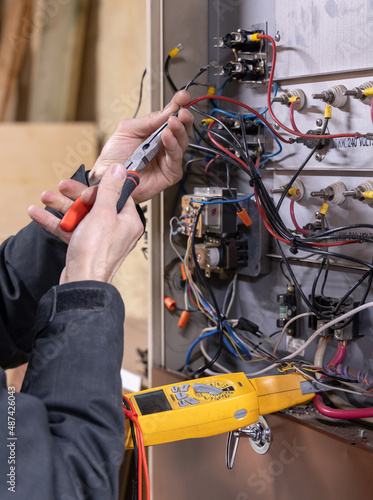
top-left (319, 203), bottom-right (329, 215)
top-left (363, 191), bottom-right (373, 199)
top-left (207, 86), bottom-right (216, 96)
top-left (249, 33), bottom-right (261, 42)
top-left (363, 88), bottom-right (373, 96)
top-left (169, 44), bottom-right (183, 59)
top-left (324, 105), bottom-right (332, 119)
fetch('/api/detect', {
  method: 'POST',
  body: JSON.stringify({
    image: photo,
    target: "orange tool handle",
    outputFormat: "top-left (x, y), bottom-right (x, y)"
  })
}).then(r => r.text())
top-left (60, 171), bottom-right (140, 232)
top-left (60, 198), bottom-right (92, 232)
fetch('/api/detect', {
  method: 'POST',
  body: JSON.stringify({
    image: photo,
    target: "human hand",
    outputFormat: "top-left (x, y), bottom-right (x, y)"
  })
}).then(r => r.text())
top-left (61, 163), bottom-right (144, 283)
top-left (28, 179), bottom-right (90, 244)
top-left (89, 90), bottom-right (194, 204)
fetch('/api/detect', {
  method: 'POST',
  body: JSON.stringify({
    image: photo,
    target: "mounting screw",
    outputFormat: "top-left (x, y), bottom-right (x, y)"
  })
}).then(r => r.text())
top-left (275, 31), bottom-right (281, 42)
top-left (315, 154), bottom-right (323, 162)
top-left (316, 118), bottom-right (323, 127)
top-left (274, 123), bottom-right (280, 130)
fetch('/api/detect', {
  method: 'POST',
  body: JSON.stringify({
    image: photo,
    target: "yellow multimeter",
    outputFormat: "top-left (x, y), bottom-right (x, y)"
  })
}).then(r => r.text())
top-left (124, 372), bottom-right (315, 449)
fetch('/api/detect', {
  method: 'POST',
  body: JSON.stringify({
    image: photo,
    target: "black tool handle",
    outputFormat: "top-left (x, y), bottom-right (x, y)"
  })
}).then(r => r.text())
top-left (116, 171), bottom-right (140, 212)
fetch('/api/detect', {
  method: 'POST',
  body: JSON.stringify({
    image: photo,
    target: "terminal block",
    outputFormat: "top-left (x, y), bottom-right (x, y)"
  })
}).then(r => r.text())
top-left (217, 58), bottom-right (266, 83)
top-left (215, 28), bottom-right (264, 52)
top-left (309, 296), bottom-right (360, 340)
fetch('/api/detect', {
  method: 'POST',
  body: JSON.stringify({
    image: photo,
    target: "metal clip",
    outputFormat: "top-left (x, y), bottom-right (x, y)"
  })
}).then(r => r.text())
top-left (226, 416), bottom-right (271, 469)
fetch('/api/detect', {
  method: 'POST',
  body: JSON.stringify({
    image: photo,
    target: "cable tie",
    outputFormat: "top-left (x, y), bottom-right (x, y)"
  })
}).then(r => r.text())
top-left (289, 238), bottom-right (299, 254)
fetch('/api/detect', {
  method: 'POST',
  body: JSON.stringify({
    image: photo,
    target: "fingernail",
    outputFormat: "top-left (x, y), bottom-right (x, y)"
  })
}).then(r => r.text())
top-left (111, 163), bottom-right (126, 179)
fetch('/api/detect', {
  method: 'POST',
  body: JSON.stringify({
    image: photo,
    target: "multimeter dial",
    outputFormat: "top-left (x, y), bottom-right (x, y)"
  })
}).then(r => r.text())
top-left (193, 381), bottom-right (235, 401)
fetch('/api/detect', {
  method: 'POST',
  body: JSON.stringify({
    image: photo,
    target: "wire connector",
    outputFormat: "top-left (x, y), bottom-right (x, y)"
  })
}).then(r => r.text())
top-left (324, 105), bottom-right (332, 119)
top-left (169, 43), bottom-right (183, 58)
top-left (249, 33), bottom-right (261, 42)
top-left (237, 208), bottom-right (252, 227)
top-left (319, 203), bottom-right (329, 215)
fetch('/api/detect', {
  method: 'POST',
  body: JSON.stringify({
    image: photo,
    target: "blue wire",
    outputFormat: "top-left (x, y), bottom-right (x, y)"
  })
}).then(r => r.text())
top-left (185, 330), bottom-right (218, 366)
top-left (255, 119), bottom-right (283, 159)
top-left (224, 321), bottom-right (251, 359)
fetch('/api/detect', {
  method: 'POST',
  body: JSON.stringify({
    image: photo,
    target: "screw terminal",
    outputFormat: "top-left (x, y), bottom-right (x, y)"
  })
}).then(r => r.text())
top-left (312, 85), bottom-right (348, 108)
top-left (310, 181), bottom-right (347, 205)
top-left (272, 89), bottom-right (306, 110)
top-left (344, 81), bottom-right (373, 104)
top-left (271, 180), bottom-right (305, 201)
top-left (343, 180), bottom-right (373, 206)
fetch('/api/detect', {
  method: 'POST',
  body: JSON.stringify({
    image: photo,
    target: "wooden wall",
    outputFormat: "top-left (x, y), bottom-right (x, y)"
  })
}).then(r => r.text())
top-left (0, 0), bottom-right (148, 375)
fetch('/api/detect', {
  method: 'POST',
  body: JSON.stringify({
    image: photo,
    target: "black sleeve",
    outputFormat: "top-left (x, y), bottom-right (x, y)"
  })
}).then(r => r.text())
top-left (0, 281), bottom-right (125, 499)
top-left (0, 166), bottom-right (89, 369)
top-left (0, 164), bottom-right (145, 369)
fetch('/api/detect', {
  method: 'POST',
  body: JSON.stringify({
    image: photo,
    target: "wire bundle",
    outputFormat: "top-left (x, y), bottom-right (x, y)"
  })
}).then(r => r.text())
top-left (122, 396), bottom-right (150, 500)
top-left (164, 34), bottom-right (373, 379)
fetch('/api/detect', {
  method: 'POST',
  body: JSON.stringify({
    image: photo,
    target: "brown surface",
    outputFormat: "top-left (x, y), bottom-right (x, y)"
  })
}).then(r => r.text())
top-left (0, 122), bottom-right (97, 241)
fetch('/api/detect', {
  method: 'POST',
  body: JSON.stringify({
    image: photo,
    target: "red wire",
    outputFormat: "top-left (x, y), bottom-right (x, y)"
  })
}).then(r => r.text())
top-left (257, 34), bottom-right (362, 141)
top-left (185, 95), bottom-right (291, 143)
top-left (290, 197), bottom-right (309, 235)
top-left (206, 120), bottom-right (250, 171)
top-left (321, 342), bottom-right (347, 379)
top-left (198, 106), bottom-right (361, 248)
top-left (123, 396), bottom-right (150, 500)
top-left (371, 97), bottom-right (373, 125)
top-left (313, 393), bottom-right (373, 419)
top-left (289, 100), bottom-right (302, 134)
top-left (205, 156), bottom-right (226, 186)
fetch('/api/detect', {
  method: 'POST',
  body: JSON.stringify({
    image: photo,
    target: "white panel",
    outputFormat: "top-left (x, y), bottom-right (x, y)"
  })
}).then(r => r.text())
top-left (275, 0), bottom-right (373, 79)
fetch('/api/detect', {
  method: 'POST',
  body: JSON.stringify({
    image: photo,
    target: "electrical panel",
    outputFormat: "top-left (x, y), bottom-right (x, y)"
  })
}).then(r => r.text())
top-left (148, 1), bottom-right (373, 496)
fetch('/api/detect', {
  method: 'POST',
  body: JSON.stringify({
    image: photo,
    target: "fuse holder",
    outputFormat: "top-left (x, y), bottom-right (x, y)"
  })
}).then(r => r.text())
top-left (164, 295), bottom-right (177, 311)
top-left (178, 310), bottom-right (191, 328)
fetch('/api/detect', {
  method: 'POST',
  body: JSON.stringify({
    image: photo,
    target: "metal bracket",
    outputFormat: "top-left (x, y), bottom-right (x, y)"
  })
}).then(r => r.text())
top-left (226, 416), bottom-right (271, 469)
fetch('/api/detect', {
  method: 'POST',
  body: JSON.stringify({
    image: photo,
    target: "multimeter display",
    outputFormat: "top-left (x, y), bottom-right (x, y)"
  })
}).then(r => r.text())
top-left (134, 389), bottom-right (172, 415)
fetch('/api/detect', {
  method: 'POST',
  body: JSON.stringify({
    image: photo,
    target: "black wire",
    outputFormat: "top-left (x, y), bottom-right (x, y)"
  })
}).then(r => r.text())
top-left (164, 55), bottom-right (178, 92)
top-left (277, 118), bottom-right (330, 210)
top-left (191, 106), bottom-right (247, 153)
top-left (132, 69), bottom-right (147, 119)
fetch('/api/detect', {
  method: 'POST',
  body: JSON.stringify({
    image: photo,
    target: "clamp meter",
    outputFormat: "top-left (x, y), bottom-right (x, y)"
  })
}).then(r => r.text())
top-left (124, 372), bottom-right (315, 448)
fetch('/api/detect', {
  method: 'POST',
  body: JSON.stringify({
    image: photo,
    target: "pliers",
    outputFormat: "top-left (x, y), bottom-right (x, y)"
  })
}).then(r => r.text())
top-left (60, 120), bottom-right (169, 232)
